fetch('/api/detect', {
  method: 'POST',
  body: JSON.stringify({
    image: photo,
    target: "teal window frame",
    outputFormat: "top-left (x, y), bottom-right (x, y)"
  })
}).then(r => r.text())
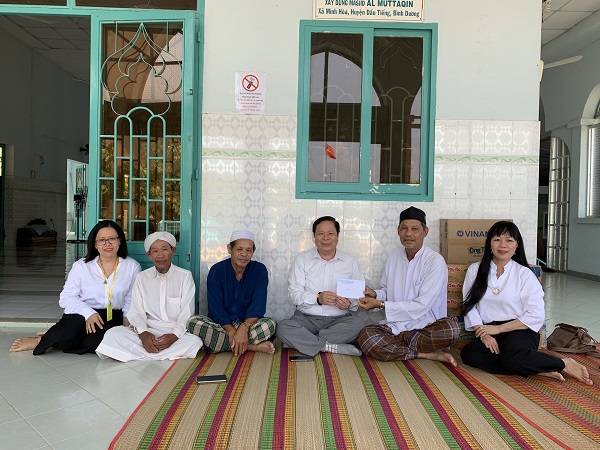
top-left (296, 20), bottom-right (437, 201)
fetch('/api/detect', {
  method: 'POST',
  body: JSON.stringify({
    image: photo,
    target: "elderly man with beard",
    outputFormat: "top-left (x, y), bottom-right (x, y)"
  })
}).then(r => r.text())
top-left (96, 231), bottom-right (202, 361)
top-left (187, 230), bottom-right (276, 355)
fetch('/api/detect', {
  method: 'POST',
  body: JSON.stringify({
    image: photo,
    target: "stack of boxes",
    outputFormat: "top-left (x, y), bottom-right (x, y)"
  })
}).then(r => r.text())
top-left (446, 263), bottom-right (474, 349)
top-left (440, 219), bottom-right (543, 349)
top-left (440, 219), bottom-right (508, 266)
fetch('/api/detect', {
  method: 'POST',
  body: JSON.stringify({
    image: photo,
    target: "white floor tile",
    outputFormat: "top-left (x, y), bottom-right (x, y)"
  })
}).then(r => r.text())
top-left (0, 353), bottom-right (53, 379)
top-left (75, 367), bottom-right (156, 399)
top-left (0, 419), bottom-right (49, 450)
top-left (26, 399), bottom-right (123, 445)
top-left (0, 366), bottom-right (69, 394)
top-left (53, 358), bottom-right (127, 381)
top-left (0, 398), bottom-right (23, 425)
top-left (50, 422), bottom-right (124, 450)
top-left (3, 380), bottom-right (96, 418)
top-left (102, 384), bottom-right (157, 417)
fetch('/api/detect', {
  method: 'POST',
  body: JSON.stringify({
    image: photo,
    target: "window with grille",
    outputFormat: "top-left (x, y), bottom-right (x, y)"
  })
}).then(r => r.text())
top-left (296, 21), bottom-right (437, 201)
top-left (588, 122), bottom-right (600, 217)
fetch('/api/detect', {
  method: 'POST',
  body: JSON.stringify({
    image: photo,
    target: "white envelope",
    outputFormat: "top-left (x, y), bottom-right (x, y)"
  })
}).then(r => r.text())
top-left (336, 279), bottom-right (365, 299)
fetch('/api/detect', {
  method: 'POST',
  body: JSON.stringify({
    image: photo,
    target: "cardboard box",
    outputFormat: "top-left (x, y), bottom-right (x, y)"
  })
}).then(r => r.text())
top-left (440, 219), bottom-right (511, 264)
top-left (447, 264), bottom-right (469, 283)
top-left (447, 265), bottom-right (468, 316)
top-left (447, 285), bottom-right (463, 315)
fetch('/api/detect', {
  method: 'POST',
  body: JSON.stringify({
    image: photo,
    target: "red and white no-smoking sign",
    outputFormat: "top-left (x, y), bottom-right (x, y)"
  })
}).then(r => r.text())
top-left (242, 74), bottom-right (259, 92)
top-left (235, 72), bottom-right (266, 114)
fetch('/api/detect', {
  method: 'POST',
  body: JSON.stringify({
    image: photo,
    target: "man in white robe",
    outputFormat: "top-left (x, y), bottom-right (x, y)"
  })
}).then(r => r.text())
top-left (96, 231), bottom-right (202, 361)
top-left (356, 206), bottom-right (459, 363)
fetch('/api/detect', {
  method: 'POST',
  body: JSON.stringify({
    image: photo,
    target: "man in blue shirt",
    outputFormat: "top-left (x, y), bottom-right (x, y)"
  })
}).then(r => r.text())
top-left (187, 230), bottom-right (276, 355)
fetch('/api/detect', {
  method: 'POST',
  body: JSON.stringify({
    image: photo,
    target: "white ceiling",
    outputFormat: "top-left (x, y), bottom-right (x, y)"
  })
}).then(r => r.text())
top-left (0, 14), bottom-right (90, 83)
top-left (542, 0), bottom-right (600, 45)
top-left (1, 1), bottom-right (600, 84)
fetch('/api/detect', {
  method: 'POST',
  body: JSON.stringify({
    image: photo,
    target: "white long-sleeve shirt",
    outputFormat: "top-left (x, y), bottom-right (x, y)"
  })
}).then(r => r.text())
top-left (463, 260), bottom-right (545, 332)
top-left (127, 264), bottom-right (196, 338)
top-left (288, 248), bottom-right (365, 317)
top-left (374, 245), bottom-right (448, 335)
top-left (59, 256), bottom-right (141, 319)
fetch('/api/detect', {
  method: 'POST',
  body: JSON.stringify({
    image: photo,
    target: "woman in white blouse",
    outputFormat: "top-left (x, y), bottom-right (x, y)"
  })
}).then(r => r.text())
top-left (10, 220), bottom-right (141, 355)
top-left (460, 221), bottom-right (592, 385)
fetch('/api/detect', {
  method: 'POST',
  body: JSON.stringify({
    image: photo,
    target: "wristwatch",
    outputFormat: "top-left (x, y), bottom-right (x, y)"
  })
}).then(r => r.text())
top-left (317, 292), bottom-right (322, 305)
top-left (379, 301), bottom-right (385, 310)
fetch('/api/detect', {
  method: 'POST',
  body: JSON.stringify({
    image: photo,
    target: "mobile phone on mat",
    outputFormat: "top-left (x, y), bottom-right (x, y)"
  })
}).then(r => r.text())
top-left (196, 374), bottom-right (227, 384)
top-left (289, 355), bottom-right (314, 362)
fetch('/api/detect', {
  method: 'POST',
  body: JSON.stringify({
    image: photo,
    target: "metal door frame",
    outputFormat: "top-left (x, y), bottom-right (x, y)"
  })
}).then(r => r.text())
top-left (0, 4), bottom-right (201, 281)
top-left (88, 10), bottom-right (197, 271)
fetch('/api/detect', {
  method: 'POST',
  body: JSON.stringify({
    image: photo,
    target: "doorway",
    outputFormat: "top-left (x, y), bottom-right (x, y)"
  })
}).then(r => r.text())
top-left (0, 8), bottom-right (199, 321)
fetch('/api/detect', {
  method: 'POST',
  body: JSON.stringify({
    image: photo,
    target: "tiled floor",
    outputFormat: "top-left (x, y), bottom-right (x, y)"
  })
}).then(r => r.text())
top-left (1, 245), bottom-right (600, 449)
top-left (0, 243), bottom-right (83, 323)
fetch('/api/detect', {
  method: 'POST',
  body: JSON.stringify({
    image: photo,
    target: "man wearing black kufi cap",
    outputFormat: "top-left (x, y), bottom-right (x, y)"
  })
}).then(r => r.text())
top-left (356, 206), bottom-right (460, 363)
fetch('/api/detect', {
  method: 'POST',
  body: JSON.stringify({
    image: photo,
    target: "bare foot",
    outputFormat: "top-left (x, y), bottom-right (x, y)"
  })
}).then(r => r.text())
top-left (419, 351), bottom-right (457, 367)
top-left (249, 341), bottom-right (276, 355)
top-left (538, 371), bottom-right (565, 381)
top-left (562, 358), bottom-right (593, 385)
top-left (10, 336), bottom-right (41, 353)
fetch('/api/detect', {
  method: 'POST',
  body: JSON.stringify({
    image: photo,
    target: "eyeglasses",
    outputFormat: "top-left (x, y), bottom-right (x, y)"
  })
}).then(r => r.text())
top-left (95, 237), bottom-right (120, 246)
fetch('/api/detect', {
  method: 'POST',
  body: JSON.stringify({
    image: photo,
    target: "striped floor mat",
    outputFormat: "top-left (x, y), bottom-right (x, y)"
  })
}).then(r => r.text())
top-left (110, 347), bottom-right (600, 449)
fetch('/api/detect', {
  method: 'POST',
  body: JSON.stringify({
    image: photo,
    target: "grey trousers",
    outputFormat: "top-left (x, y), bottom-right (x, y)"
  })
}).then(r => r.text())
top-left (276, 310), bottom-right (365, 356)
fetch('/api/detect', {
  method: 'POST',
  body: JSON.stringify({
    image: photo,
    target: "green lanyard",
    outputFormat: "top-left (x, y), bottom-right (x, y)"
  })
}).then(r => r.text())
top-left (101, 258), bottom-right (119, 321)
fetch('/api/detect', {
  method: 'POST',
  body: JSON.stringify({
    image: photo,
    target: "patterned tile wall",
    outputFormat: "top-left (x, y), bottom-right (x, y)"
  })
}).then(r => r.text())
top-left (201, 115), bottom-right (540, 321)
top-left (4, 176), bottom-right (67, 246)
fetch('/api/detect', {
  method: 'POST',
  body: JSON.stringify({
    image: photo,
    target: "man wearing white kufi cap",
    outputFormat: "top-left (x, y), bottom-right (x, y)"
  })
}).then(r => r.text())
top-left (96, 231), bottom-right (203, 361)
top-left (187, 230), bottom-right (276, 355)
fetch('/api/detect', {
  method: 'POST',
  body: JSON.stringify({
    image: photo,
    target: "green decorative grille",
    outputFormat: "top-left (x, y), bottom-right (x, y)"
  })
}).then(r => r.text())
top-left (99, 22), bottom-right (184, 242)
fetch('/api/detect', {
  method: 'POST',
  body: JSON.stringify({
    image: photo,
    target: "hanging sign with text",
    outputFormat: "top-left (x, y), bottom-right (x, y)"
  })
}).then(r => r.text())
top-left (235, 72), bottom-right (266, 115)
top-left (313, 0), bottom-right (423, 22)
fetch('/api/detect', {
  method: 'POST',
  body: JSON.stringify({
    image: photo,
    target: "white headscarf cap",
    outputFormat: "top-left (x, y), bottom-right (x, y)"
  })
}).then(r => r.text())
top-left (229, 230), bottom-right (255, 243)
top-left (144, 231), bottom-right (177, 252)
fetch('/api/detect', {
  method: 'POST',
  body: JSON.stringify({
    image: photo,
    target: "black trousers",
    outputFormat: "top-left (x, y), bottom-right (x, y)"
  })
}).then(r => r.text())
top-left (460, 323), bottom-right (565, 376)
top-left (33, 309), bottom-right (123, 355)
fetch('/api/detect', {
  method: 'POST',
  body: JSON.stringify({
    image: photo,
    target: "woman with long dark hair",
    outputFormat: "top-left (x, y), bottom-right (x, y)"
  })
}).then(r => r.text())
top-left (460, 221), bottom-right (592, 385)
top-left (10, 220), bottom-right (141, 355)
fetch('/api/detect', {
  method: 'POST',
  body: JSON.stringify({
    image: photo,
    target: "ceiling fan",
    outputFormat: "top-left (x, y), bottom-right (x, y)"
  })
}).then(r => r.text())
top-left (540, 55), bottom-right (583, 81)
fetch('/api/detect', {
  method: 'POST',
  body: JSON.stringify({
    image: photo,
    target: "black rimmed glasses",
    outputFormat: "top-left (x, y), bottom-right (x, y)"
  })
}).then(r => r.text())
top-left (96, 237), bottom-right (120, 246)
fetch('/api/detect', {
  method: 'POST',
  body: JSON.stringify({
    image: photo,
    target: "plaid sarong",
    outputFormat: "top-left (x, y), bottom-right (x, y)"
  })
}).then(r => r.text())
top-left (356, 317), bottom-right (460, 361)
top-left (187, 315), bottom-right (276, 353)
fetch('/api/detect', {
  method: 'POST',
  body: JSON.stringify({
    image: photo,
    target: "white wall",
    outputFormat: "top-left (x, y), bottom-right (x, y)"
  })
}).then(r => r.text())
top-left (203, 0), bottom-right (542, 120)
top-left (540, 13), bottom-right (600, 279)
top-left (429, 0), bottom-right (541, 121)
top-left (203, 1), bottom-right (310, 115)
